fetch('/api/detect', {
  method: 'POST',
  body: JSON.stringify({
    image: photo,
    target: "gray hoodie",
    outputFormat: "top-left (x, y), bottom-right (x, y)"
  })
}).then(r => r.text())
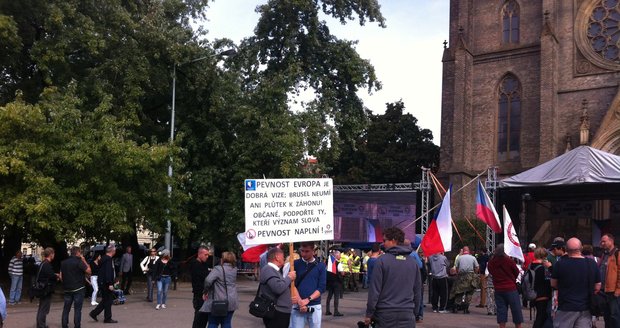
top-left (365, 245), bottom-right (422, 317)
top-left (429, 253), bottom-right (450, 278)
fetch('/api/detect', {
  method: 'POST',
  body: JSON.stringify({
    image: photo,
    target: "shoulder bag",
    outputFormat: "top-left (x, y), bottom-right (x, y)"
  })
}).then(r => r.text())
top-left (211, 265), bottom-right (229, 317)
top-left (249, 276), bottom-right (277, 318)
top-left (31, 262), bottom-right (51, 298)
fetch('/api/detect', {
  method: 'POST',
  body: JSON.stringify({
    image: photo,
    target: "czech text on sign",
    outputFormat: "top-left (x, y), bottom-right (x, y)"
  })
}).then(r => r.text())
top-left (244, 179), bottom-right (334, 245)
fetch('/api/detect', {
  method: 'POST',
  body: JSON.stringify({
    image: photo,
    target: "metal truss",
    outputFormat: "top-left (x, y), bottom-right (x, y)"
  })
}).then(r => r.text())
top-left (333, 183), bottom-right (415, 192)
top-left (485, 166), bottom-right (499, 253)
top-left (418, 168), bottom-right (432, 234)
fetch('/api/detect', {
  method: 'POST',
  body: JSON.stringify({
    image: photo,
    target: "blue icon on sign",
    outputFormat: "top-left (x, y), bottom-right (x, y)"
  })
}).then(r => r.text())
top-left (245, 180), bottom-right (256, 191)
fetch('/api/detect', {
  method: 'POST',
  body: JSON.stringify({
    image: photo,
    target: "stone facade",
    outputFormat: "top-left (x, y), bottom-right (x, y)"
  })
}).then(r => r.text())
top-left (440, 0), bottom-right (620, 221)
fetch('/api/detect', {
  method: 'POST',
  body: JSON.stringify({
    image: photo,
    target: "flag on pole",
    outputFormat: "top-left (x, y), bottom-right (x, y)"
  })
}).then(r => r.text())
top-left (421, 186), bottom-right (453, 256)
top-left (502, 206), bottom-right (524, 262)
top-left (238, 232), bottom-right (268, 262)
top-left (476, 180), bottom-right (502, 233)
top-left (367, 219), bottom-right (383, 242)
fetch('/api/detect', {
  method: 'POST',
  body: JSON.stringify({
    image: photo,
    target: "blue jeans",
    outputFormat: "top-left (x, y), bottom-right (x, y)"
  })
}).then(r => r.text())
top-left (146, 275), bottom-right (154, 301)
top-left (494, 290), bottom-right (523, 324)
top-left (9, 274), bottom-right (22, 303)
top-left (290, 304), bottom-right (322, 328)
top-left (604, 293), bottom-right (620, 328)
top-left (157, 276), bottom-right (171, 305)
top-left (207, 311), bottom-right (233, 328)
top-left (62, 289), bottom-right (85, 328)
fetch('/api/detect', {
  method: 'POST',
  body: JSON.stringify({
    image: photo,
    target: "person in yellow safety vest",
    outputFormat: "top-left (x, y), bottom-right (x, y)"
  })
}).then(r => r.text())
top-left (362, 251), bottom-right (370, 288)
top-left (340, 251), bottom-right (351, 295)
top-left (349, 249), bottom-right (360, 292)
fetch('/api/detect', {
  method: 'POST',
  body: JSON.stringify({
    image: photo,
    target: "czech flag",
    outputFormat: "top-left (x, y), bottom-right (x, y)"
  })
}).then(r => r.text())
top-left (475, 180), bottom-right (502, 233)
top-left (421, 186), bottom-right (453, 256)
top-left (327, 254), bottom-right (338, 273)
top-left (367, 219), bottom-right (383, 242)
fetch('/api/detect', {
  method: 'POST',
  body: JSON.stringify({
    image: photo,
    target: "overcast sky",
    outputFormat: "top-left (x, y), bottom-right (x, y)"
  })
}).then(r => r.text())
top-left (202, 0), bottom-right (449, 144)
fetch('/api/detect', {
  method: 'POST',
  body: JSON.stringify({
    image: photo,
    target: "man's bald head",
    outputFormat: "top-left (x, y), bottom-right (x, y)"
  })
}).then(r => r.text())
top-left (566, 237), bottom-right (582, 255)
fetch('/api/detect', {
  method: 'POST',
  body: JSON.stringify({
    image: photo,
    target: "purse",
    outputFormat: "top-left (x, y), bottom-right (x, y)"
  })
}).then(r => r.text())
top-left (211, 266), bottom-right (229, 317)
top-left (249, 276), bottom-right (276, 318)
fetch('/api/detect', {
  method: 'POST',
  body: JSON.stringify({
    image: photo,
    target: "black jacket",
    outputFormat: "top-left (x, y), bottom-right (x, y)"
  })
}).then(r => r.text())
top-left (98, 254), bottom-right (116, 288)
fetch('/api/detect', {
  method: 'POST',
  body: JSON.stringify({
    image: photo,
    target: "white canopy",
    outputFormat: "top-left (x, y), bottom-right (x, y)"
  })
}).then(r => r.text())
top-left (500, 146), bottom-right (620, 187)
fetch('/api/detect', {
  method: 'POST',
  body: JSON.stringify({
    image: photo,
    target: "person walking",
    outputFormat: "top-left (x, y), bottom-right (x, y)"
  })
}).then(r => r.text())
top-left (290, 241), bottom-right (327, 328)
top-left (364, 227), bottom-right (422, 328)
top-left (429, 252), bottom-right (450, 313)
top-left (89, 253), bottom-right (101, 306)
top-left (60, 246), bottom-right (91, 328)
top-left (191, 247), bottom-right (210, 328)
top-left (200, 251), bottom-right (238, 328)
top-left (36, 247), bottom-right (58, 328)
top-left (530, 247), bottom-right (552, 328)
top-left (599, 233), bottom-right (620, 328)
top-left (325, 250), bottom-right (344, 316)
top-left (551, 237), bottom-right (601, 328)
top-left (140, 247), bottom-right (159, 303)
top-left (153, 249), bottom-right (175, 310)
top-left (260, 247), bottom-right (296, 328)
top-left (451, 246), bottom-right (479, 314)
top-left (487, 244), bottom-right (523, 328)
top-left (8, 250), bottom-right (24, 305)
top-left (89, 245), bottom-right (118, 324)
top-left (119, 246), bottom-right (133, 295)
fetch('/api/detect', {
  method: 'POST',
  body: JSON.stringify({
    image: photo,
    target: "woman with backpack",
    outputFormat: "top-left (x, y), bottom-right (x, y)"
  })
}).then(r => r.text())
top-left (529, 247), bottom-right (552, 328)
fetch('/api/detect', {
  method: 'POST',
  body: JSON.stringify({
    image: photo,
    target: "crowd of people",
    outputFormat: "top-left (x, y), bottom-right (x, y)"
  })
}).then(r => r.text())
top-left (2, 231), bottom-right (620, 328)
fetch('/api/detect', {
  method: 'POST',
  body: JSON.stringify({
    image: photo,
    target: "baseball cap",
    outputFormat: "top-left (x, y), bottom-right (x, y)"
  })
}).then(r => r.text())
top-left (550, 240), bottom-right (565, 249)
top-left (528, 243), bottom-right (536, 249)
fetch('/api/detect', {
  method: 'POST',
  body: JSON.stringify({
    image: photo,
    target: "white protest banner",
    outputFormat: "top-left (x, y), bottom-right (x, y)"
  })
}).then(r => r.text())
top-left (244, 178), bottom-right (334, 245)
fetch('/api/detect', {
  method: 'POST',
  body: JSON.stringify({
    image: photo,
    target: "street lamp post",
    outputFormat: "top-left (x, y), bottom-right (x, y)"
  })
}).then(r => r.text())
top-left (165, 49), bottom-right (236, 253)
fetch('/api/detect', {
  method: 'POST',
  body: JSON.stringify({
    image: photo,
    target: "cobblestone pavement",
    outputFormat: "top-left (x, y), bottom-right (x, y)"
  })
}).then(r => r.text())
top-left (4, 276), bottom-right (574, 327)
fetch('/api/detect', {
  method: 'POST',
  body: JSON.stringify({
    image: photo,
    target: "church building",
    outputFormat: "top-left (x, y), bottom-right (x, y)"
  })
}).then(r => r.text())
top-left (440, 0), bottom-right (620, 244)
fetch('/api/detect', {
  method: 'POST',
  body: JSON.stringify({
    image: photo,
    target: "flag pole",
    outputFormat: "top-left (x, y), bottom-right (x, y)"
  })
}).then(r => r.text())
top-left (403, 169), bottom-right (487, 230)
top-left (464, 216), bottom-right (487, 244)
top-left (289, 243), bottom-right (298, 299)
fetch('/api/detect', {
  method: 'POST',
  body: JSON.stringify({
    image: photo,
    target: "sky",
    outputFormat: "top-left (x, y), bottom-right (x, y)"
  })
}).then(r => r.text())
top-left (202, 0), bottom-right (449, 144)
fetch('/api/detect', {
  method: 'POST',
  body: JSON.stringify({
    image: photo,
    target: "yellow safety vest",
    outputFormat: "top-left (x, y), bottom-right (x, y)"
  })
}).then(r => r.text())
top-left (340, 254), bottom-right (351, 272)
top-left (351, 255), bottom-right (361, 273)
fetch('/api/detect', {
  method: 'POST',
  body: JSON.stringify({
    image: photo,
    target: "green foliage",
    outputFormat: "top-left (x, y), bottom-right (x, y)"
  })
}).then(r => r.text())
top-left (331, 100), bottom-right (439, 184)
top-left (0, 86), bottom-right (177, 243)
top-left (453, 218), bottom-right (488, 252)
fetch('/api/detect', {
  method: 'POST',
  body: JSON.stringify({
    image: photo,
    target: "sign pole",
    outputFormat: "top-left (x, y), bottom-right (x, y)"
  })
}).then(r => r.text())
top-left (289, 243), bottom-right (298, 298)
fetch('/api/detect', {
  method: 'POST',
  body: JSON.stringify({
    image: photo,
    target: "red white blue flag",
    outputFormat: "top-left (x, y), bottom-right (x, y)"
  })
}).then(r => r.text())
top-left (421, 186), bottom-right (453, 256)
top-left (327, 254), bottom-right (338, 273)
top-left (476, 180), bottom-right (502, 233)
top-left (367, 219), bottom-right (383, 242)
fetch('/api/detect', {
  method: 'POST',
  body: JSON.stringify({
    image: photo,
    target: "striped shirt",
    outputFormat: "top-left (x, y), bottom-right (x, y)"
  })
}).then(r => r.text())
top-left (8, 256), bottom-right (23, 276)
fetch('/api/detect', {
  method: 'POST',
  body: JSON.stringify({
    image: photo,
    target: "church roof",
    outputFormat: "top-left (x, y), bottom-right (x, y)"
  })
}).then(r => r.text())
top-left (500, 146), bottom-right (620, 187)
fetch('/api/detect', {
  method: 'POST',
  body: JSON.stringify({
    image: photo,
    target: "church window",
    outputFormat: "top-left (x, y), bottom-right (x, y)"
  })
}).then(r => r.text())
top-left (502, 0), bottom-right (520, 44)
top-left (586, 0), bottom-right (620, 62)
top-left (498, 74), bottom-right (521, 161)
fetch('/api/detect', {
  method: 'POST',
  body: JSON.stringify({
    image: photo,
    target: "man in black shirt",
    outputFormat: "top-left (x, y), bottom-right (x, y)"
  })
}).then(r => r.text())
top-left (60, 246), bottom-right (91, 328)
top-left (90, 245), bottom-right (117, 324)
top-left (551, 237), bottom-right (600, 327)
top-left (191, 247), bottom-right (210, 328)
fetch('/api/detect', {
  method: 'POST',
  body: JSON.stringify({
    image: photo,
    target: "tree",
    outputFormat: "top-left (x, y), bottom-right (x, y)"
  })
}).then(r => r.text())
top-left (0, 85), bottom-right (178, 254)
top-left (332, 100), bottom-right (440, 184)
